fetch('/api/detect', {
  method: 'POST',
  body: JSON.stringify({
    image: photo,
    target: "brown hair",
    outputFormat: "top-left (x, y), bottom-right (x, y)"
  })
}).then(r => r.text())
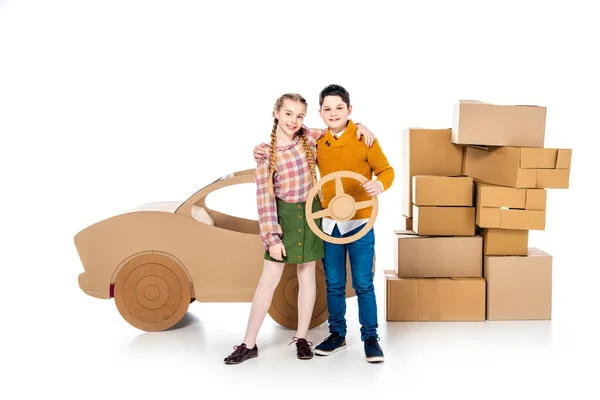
top-left (319, 84), bottom-right (350, 108)
top-left (268, 93), bottom-right (318, 198)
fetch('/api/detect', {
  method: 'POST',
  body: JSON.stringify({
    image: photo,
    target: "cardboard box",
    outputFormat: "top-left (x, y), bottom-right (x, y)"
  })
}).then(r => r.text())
top-left (413, 205), bottom-right (475, 236)
top-left (400, 215), bottom-right (413, 231)
top-left (464, 146), bottom-right (572, 188)
top-left (482, 228), bottom-right (529, 256)
top-left (385, 271), bottom-right (418, 322)
top-left (484, 248), bottom-right (552, 320)
top-left (412, 175), bottom-right (473, 206)
top-left (393, 230), bottom-right (482, 277)
top-left (402, 128), bottom-right (464, 217)
top-left (385, 270), bottom-right (485, 321)
top-left (476, 183), bottom-right (546, 230)
top-left (452, 100), bottom-right (546, 147)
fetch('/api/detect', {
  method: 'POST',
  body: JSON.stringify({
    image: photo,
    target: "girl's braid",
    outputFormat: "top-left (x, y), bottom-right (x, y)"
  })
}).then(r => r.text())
top-left (267, 118), bottom-right (278, 198)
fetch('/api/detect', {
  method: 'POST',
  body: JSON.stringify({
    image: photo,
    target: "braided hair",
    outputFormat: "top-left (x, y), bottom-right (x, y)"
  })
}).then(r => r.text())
top-left (268, 93), bottom-right (317, 198)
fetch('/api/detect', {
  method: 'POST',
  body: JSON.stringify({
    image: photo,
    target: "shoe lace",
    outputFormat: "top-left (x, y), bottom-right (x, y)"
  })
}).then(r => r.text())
top-left (365, 336), bottom-right (380, 349)
top-left (229, 343), bottom-right (248, 357)
top-left (288, 336), bottom-right (313, 347)
top-left (323, 333), bottom-right (340, 344)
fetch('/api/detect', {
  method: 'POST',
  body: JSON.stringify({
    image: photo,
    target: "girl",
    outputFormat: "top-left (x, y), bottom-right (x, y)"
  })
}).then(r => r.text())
top-left (224, 93), bottom-right (322, 364)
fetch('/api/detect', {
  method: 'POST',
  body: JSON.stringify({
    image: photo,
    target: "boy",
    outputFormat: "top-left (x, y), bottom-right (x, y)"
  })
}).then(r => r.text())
top-left (310, 84), bottom-right (394, 363)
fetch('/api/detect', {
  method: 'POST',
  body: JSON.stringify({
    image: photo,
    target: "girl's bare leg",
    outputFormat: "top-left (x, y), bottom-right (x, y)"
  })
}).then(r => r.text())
top-left (295, 261), bottom-right (316, 339)
top-left (242, 260), bottom-right (285, 347)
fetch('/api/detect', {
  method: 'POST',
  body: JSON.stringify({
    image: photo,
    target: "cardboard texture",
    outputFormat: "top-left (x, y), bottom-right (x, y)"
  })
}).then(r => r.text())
top-left (484, 248), bottom-right (552, 320)
top-left (402, 128), bottom-right (463, 217)
top-left (464, 146), bottom-right (572, 188)
top-left (385, 270), bottom-right (485, 321)
top-left (413, 205), bottom-right (475, 236)
top-left (400, 215), bottom-right (413, 231)
top-left (412, 175), bottom-right (473, 206)
top-left (452, 100), bottom-right (546, 147)
top-left (476, 183), bottom-right (546, 230)
top-left (75, 169), bottom-right (357, 332)
top-left (482, 228), bottom-right (529, 256)
top-left (384, 271), bottom-right (418, 322)
top-left (393, 230), bottom-right (482, 277)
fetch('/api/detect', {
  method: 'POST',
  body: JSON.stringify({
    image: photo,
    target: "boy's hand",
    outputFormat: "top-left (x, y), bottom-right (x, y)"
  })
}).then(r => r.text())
top-left (269, 242), bottom-right (286, 261)
top-left (356, 123), bottom-right (375, 147)
top-left (362, 180), bottom-right (383, 196)
top-left (253, 143), bottom-right (268, 163)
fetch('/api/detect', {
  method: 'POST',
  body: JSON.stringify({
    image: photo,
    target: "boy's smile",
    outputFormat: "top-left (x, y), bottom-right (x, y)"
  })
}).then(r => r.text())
top-left (319, 95), bottom-right (352, 134)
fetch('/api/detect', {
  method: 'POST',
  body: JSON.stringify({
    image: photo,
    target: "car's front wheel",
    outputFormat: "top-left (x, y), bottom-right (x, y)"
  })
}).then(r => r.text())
top-left (114, 252), bottom-right (191, 332)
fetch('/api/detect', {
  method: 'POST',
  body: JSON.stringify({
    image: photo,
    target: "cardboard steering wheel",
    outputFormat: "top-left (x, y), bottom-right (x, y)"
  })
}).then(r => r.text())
top-left (305, 171), bottom-right (378, 245)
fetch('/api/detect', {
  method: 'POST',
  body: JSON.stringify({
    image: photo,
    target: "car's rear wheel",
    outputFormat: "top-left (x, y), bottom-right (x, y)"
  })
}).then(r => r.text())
top-left (114, 253), bottom-right (191, 332)
top-left (268, 260), bottom-right (328, 330)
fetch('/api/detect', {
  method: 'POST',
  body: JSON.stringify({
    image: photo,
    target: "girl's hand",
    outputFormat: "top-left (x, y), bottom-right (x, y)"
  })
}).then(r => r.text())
top-left (356, 124), bottom-right (375, 147)
top-left (269, 242), bottom-right (287, 261)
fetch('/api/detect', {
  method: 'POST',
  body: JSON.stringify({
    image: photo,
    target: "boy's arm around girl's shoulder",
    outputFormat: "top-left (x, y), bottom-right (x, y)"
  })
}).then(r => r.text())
top-left (366, 138), bottom-right (395, 191)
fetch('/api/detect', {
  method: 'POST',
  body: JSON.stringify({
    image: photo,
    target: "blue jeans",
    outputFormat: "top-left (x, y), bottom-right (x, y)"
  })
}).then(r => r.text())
top-left (323, 224), bottom-right (378, 341)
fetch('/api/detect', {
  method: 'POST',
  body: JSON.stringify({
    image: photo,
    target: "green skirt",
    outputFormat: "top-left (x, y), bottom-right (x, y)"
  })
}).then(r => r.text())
top-left (264, 197), bottom-right (325, 264)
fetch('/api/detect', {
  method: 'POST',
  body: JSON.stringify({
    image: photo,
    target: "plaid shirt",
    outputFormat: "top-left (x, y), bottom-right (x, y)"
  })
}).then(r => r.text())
top-left (255, 129), bottom-right (323, 250)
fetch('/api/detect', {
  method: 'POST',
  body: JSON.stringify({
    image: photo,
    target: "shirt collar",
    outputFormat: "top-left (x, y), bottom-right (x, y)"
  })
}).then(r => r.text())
top-left (275, 134), bottom-right (300, 150)
top-left (333, 128), bottom-right (346, 139)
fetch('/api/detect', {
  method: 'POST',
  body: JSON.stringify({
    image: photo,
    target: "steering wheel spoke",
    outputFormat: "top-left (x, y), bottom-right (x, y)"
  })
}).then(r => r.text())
top-left (311, 209), bottom-right (332, 219)
top-left (335, 177), bottom-right (344, 196)
top-left (354, 200), bottom-right (374, 211)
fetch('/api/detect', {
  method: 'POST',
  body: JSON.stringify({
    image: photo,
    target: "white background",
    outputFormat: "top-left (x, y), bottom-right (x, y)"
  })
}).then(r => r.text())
top-left (1, 1), bottom-right (599, 399)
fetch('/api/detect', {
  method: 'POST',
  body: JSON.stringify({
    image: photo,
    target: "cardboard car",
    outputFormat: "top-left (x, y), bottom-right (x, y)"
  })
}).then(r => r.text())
top-left (75, 168), bottom-right (360, 332)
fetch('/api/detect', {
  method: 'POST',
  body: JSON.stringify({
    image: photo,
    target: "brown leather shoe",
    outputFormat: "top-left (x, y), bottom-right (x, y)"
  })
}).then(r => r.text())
top-left (290, 337), bottom-right (314, 360)
top-left (223, 343), bottom-right (258, 364)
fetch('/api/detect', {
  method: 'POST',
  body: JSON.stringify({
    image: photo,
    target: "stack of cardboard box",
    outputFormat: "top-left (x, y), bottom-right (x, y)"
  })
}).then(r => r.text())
top-left (385, 100), bottom-right (572, 322)
top-left (456, 100), bottom-right (571, 320)
top-left (385, 128), bottom-right (486, 322)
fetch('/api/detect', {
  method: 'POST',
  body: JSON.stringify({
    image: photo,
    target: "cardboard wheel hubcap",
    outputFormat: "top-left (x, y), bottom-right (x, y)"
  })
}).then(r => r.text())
top-left (114, 253), bottom-right (190, 332)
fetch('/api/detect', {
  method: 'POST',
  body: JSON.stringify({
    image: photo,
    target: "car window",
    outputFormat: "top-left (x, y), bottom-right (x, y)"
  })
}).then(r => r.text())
top-left (204, 182), bottom-right (258, 222)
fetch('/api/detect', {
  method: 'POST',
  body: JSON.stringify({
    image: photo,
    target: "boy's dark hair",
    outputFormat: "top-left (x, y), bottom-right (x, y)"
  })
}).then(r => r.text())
top-left (319, 84), bottom-right (350, 108)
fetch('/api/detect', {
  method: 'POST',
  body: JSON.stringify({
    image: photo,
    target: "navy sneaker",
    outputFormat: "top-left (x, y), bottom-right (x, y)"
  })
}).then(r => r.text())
top-left (314, 332), bottom-right (346, 356)
top-left (364, 336), bottom-right (384, 363)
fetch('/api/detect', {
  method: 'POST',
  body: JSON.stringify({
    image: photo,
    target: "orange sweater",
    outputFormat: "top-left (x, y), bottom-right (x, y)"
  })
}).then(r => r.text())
top-left (316, 120), bottom-right (395, 219)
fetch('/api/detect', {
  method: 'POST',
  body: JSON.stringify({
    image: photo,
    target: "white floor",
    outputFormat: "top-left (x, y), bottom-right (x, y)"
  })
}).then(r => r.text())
top-left (5, 237), bottom-right (598, 400)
